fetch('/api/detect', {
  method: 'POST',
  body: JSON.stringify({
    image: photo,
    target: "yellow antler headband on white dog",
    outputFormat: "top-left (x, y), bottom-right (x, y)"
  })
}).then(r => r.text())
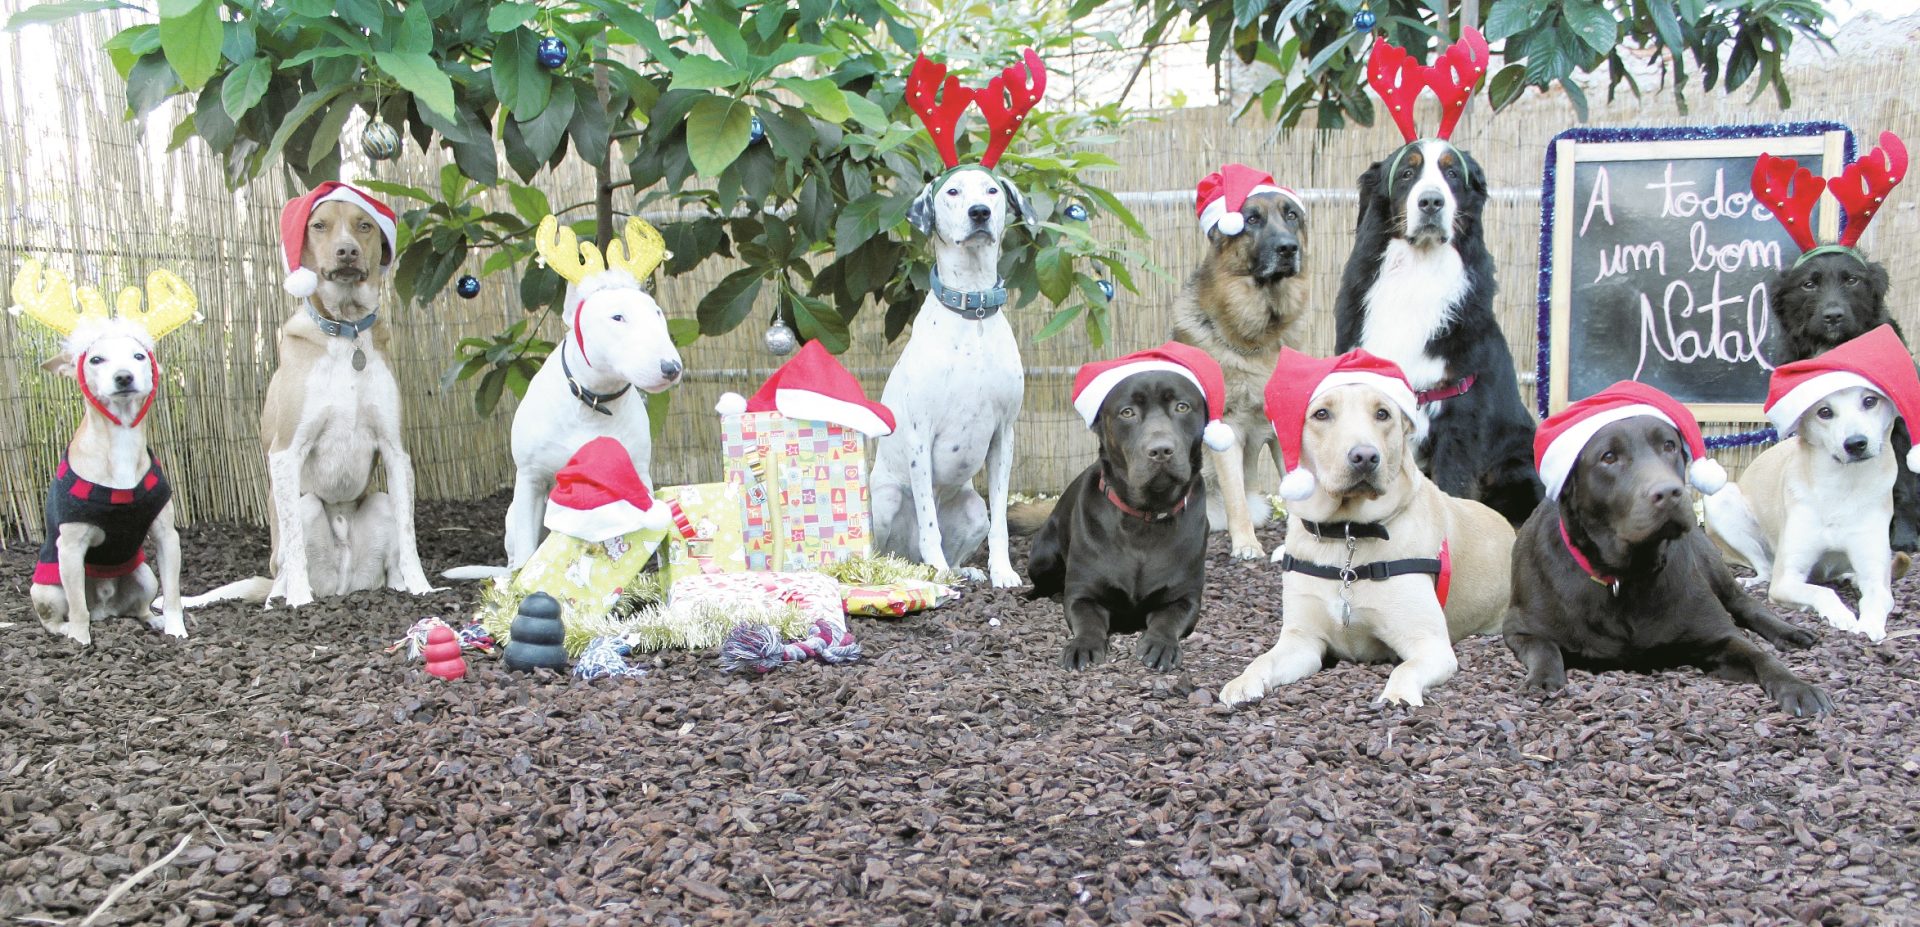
top-left (9, 257), bottom-right (201, 345)
top-left (534, 215), bottom-right (669, 294)
top-left (8, 257), bottom-right (201, 427)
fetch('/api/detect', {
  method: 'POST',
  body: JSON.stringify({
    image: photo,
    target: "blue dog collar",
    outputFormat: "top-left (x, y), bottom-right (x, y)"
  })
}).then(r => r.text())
top-left (930, 268), bottom-right (1007, 320)
top-left (306, 302), bottom-right (378, 339)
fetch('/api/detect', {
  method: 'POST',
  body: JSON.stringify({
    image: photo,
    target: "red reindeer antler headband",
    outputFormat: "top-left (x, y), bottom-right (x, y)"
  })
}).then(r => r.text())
top-left (1365, 27), bottom-right (1489, 143)
top-left (907, 48), bottom-right (1047, 170)
top-left (1752, 131), bottom-right (1908, 261)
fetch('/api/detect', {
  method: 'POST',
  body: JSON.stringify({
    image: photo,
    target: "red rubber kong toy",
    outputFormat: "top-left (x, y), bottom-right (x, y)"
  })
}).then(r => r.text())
top-left (423, 623), bottom-right (467, 680)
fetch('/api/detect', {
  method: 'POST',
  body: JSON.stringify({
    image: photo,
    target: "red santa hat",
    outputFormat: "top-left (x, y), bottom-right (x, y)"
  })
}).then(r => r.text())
top-left (278, 182), bottom-right (399, 298)
top-left (1263, 348), bottom-right (1427, 501)
top-left (1535, 381), bottom-right (1726, 501)
top-left (1764, 324), bottom-right (1920, 472)
top-left (1196, 163), bottom-right (1305, 237)
top-left (543, 437), bottom-right (670, 541)
top-left (713, 340), bottom-right (896, 437)
top-left (1070, 341), bottom-right (1234, 451)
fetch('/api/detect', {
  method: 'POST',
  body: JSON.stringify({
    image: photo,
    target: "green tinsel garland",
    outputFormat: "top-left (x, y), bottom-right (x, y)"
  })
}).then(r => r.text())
top-left (814, 553), bottom-right (954, 586)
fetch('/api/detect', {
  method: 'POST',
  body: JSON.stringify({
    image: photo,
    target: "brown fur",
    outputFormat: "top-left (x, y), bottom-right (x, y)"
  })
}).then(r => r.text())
top-left (1171, 191), bottom-right (1311, 559)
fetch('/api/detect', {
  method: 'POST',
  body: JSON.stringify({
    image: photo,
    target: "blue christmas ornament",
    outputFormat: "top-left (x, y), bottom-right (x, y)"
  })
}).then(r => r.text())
top-left (1352, 8), bottom-right (1376, 31)
top-left (456, 275), bottom-right (480, 299)
top-left (536, 36), bottom-right (569, 70)
top-left (1097, 279), bottom-right (1115, 301)
top-left (1063, 203), bottom-right (1089, 222)
top-left (749, 116), bottom-right (766, 144)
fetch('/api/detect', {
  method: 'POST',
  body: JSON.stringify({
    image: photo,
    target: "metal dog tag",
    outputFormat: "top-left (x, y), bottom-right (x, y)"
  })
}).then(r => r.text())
top-left (352, 348), bottom-right (366, 371)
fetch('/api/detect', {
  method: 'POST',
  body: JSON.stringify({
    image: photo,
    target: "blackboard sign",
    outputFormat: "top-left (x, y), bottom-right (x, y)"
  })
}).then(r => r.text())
top-left (1540, 125), bottom-right (1852, 427)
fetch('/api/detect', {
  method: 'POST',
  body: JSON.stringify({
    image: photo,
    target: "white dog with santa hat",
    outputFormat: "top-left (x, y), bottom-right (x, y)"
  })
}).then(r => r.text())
top-left (188, 182), bottom-right (434, 607)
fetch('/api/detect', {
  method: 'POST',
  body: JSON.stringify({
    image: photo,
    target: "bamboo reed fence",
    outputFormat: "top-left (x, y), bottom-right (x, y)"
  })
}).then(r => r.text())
top-left (3, 4), bottom-right (1919, 543)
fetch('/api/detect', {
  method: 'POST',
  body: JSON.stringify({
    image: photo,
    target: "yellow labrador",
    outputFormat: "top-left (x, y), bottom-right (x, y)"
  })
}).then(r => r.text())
top-left (1221, 383), bottom-right (1514, 707)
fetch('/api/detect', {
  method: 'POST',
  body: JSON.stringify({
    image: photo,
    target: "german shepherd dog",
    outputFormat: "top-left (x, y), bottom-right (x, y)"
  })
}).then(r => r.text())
top-left (1171, 190), bottom-right (1309, 560)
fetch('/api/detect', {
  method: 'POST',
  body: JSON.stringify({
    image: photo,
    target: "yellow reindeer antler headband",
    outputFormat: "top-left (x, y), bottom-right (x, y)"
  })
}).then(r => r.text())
top-left (534, 215), bottom-right (668, 289)
top-left (8, 257), bottom-right (200, 344)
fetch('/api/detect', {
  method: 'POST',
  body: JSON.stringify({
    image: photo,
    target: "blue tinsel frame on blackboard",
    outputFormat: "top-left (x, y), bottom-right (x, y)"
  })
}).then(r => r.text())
top-left (1535, 121), bottom-right (1855, 450)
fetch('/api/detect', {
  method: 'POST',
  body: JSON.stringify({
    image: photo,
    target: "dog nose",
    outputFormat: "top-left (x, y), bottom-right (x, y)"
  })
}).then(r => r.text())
top-left (1845, 435), bottom-right (1870, 458)
top-left (1277, 241), bottom-right (1299, 259)
top-left (660, 358), bottom-right (683, 380)
top-left (1822, 306), bottom-right (1848, 325)
top-left (335, 241), bottom-right (360, 262)
top-left (1647, 481), bottom-right (1685, 508)
top-left (1145, 441), bottom-right (1176, 463)
top-left (1417, 192), bottom-right (1445, 215)
top-left (113, 371), bottom-right (134, 391)
top-left (1347, 445), bottom-right (1380, 472)
top-left (967, 204), bottom-right (991, 222)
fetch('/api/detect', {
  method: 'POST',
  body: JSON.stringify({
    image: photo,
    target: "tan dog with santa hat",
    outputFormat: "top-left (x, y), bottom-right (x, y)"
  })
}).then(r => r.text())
top-left (1706, 324), bottom-right (1920, 643)
top-left (1220, 348), bottom-right (1514, 709)
top-left (188, 182), bottom-right (434, 608)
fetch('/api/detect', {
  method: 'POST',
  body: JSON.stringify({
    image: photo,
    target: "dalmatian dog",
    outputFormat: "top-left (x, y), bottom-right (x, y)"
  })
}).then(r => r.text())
top-left (870, 167), bottom-right (1031, 586)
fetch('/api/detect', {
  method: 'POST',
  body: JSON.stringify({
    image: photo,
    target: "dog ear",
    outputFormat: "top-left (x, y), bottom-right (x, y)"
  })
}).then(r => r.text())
top-left (1862, 257), bottom-right (1892, 306)
top-left (1355, 161), bottom-right (1385, 227)
top-left (1460, 149), bottom-right (1488, 196)
top-left (1001, 177), bottom-right (1033, 226)
top-left (908, 182), bottom-right (937, 237)
top-left (40, 352), bottom-right (75, 377)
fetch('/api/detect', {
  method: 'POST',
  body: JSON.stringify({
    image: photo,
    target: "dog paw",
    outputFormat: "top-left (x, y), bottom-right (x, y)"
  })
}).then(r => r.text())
top-left (149, 613), bottom-right (188, 639)
top-left (955, 567), bottom-right (987, 583)
top-left (1737, 575), bottom-right (1767, 591)
top-left (1060, 637), bottom-right (1109, 671)
top-left (1523, 671), bottom-right (1567, 695)
top-left (1230, 539), bottom-right (1265, 560)
top-left (989, 564), bottom-right (1022, 588)
top-left (56, 622), bottom-right (92, 646)
top-left (1219, 674), bottom-right (1265, 707)
top-left (1818, 607), bottom-right (1860, 633)
top-left (1374, 685), bottom-right (1425, 708)
top-left (1773, 681), bottom-right (1833, 718)
top-left (1135, 635), bottom-right (1182, 673)
top-left (1772, 623), bottom-right (1820, 651)
top-left (1859, 619), bottom-right (1889, 643)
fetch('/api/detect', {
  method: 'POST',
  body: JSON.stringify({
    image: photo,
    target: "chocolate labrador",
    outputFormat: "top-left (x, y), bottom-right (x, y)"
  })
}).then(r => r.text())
top-left (1504, 417), bottom-right (1832, 716)
top-left (1026, 371), bottom-right (1208, 671)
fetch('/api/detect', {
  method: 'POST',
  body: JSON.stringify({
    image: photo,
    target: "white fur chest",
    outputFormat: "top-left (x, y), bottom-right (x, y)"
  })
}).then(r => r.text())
top-left (297, 333), bottom-right (396, 501)
top-left (1358, 240), bottom-right (1470, 390)
top-left (886, 302), bottom-right (1024, 413)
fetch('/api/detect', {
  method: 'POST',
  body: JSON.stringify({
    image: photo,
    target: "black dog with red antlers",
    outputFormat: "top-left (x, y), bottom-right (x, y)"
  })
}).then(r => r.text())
top-left (1332, 27), bottom-right (1544, 528)
top-left (1752, 131), bottom-right (1917, 552)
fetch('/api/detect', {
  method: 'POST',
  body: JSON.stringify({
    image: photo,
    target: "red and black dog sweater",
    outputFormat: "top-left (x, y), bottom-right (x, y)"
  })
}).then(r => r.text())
top-left (33, 454), bottom-right (171, 586)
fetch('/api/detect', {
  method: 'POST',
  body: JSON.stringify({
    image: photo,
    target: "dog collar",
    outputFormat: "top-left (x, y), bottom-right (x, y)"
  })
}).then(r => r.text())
top-left (930, 268), bottom-right (1006, 320)
top-left (306, 302), bottom-right (377, 340)
top-left (1415, 374), bottom-right (1476, 406)
top-left (1297, 519), bottom-right (1391, 541)
top-left (75, 351), bottom-right (160, 429)
top-left (1558, 521), bottom-right (1621, 595)
top-left (1280, 540), bottom-right (1452, 607)
top-left (561, 341), bottom-right (629, 416)
top-left (1098, 473), bottom-right (1189, 522)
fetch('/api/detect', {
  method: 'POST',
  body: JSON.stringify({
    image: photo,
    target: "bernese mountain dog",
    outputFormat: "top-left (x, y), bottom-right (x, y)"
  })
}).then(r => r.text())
top-left (1332, 138), bottom-right (1543, 526)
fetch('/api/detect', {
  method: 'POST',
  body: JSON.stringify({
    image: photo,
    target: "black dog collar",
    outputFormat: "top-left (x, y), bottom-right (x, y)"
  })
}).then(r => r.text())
top-left (1297, 519), bottom-right (1392, 541)
top-left (1281, 552), bottom-right (1443, 584)
top-left (561, 342), bottom-right (629, 416)
top-left (930, 268), bottom-right (1006, 320)
top-left (307, 302), bottom-right (377, 339)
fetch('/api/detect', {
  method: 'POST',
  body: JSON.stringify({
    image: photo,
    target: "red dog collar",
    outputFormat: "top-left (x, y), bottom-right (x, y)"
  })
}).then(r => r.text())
top-left (1099, 474), bottom-right (1189, 523)
top-left (1415, 374), bottom-right (1476, 405)
top-left (1558, 521), bottom-right (1620, 594)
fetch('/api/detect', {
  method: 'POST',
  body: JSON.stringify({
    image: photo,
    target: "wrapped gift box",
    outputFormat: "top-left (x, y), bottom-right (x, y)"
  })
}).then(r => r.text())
top-left (721, 411), bottom-right (873, 572)
top-left (655, 481), bottom-right (749, 589)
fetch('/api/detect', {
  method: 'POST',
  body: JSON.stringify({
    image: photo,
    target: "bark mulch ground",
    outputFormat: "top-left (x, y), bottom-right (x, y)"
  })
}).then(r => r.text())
top-left (2, 492), bottom-right (1917, 925)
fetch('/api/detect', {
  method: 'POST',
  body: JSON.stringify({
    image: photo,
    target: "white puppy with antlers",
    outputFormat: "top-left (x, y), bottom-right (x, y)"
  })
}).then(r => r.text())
top-left (446, 215), bottom-right (683, 578)
top-left (10, 258), bottom-right (198, 645)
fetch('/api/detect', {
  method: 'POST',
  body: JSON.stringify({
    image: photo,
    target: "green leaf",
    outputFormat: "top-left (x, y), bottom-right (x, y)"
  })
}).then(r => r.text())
top-left (475, 365), bottom-right (508, 416)
top-left (666, 317), bottom-right (702, 347)
top-left (486, 1), bottom-right (539, 32)
top-left (7, 0), bottom-right (134, 31)
top-left (834, 192), bottom-right (888, 255)
top-left (845, 92), bottom-right (888, 131)
top-left (355, 178), bottom-right (435, 203)
top-left (646, 389), bottom-right (672, 443)
top-left (1563, 0), bottom-right (1617, 53)
top-left (104, 23), bottom-right (159, 77)
top-left (789, 291), bottom-right (849, 354)
top-left (126, 53), bottom-right (178, 121)
top-left (260, 85), bottom-right (349, 170)
top-left (668, 54), bottom-right (747, 91)
top-left (334, 0), bottom-right (380, 31)
top-left (394, 1), bottom-right (432, 56)
top-left (1482, 0), bottom-right (1534, 42)
top-left (1644, 0), bottom-right (1685, 60)
top-left (1035, 246), bottom-right (1073, 303)
top-left (1033, 303), bottom-right (1079, 341)
top-left (375, 51), bottom-right (457, 121)
top-left (1559, 75), bottom-right (1589, 122)
top-left (491, 29), bottom-right (552, 120)
top-left (157, 0), bottom-right (222, 91)
top-left (305, 93), bottom-right (359, 170)
top-left (696, 267), bottom-right (764, 335)
top-left (776, 77), bottom-right (851, 124)
top-left (567, 82), bottom-right (612, 169)
top-left (507, 79), bottom-right (575, 178)
top-left (1487, 61), bottom-right (1528, 110)
top-left (507, 184), bottom-right (552, 225)
top-left (691, 3), bottom-right (750, 66)
top-left (684, 95), bottom-right (753, 177)
top-left (220, 56), bottom-right (270, 121)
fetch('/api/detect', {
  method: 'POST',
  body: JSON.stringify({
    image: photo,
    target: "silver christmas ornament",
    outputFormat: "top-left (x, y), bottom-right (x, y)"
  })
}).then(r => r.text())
top-left (764, 318), bottom-right (798, 356)
top-left (361, 120), bottom-right (402, 161)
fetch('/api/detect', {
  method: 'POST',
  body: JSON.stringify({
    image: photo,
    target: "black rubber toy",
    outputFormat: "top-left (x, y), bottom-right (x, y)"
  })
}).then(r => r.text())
top-left (504, 592), bottom-right (570, 672)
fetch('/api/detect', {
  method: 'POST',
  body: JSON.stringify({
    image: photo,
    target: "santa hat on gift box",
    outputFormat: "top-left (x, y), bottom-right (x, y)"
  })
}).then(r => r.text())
top-left (1070, 341), bottom-right (1235, 452)
top-left (1195, 163), bottom-right (1305, 237)
top-left (543, 437), bottom-right (670, 541)
top-left (1535, 381), bottom-right (1726, 501)
top-left (1765, 324), bottom-right (1920, 472)
top-left (1263, 348), bottom-right (1427, 501)
top-left (278, 181), bottom-right (399, 298)
top-left (714, 340), bottom-right (896, 437)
